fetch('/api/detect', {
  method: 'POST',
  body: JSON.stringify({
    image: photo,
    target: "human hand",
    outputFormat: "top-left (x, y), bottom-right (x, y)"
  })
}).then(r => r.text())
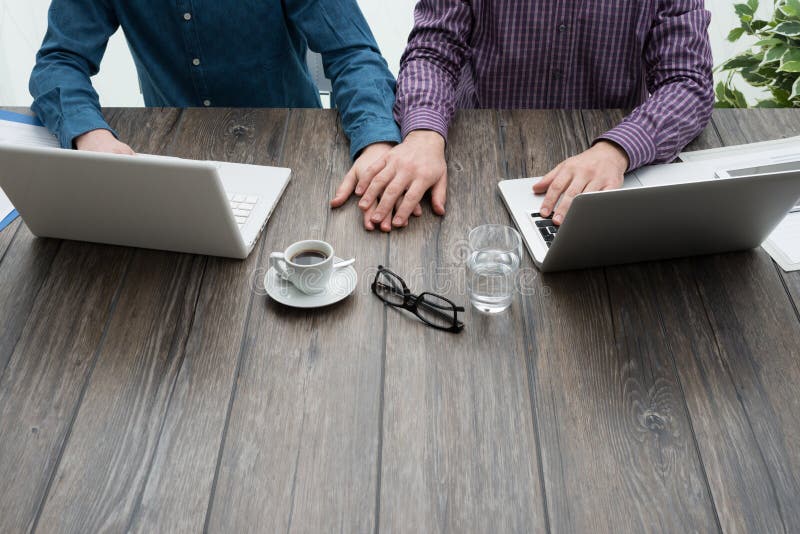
top-left (74, 129), bottom-right (135, 155)
top-left (533, 140), bottom-right (629, 225)
top-left (354, 130), bottom-right (447, 232)
top-left (331, 142), bottom-right (419, 231)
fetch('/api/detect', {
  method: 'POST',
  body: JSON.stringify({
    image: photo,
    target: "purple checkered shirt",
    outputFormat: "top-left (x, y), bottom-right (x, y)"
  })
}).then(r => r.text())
top-left (394, 0), bottom-right (715, 170)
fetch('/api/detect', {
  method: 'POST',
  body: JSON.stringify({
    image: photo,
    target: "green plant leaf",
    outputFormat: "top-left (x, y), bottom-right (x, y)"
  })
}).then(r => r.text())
top-left (755, 99), bottom-right (783, 107)
top-left (754, 37), bottom-right (785, 46)
top-left (747, 0), bottom-right (759, 12)
top-left (722, 53), bottom-right (762, 70)
top-left (741, 66), bottom-right (773, 86)
top-left (761, 44), bottom-right (789, 64)
top-left (728, 27), bottom-right (747, 41)
top-left (790, 76), bottom-right (800, 100)
top-left (751, 20), bottom-right (770, 31)
top-left (779, 0), bottom-right (800, 17)
top-left (779, 60), bottom-right (800, 71)
top-left (773, 21), bottom-right (800, 35)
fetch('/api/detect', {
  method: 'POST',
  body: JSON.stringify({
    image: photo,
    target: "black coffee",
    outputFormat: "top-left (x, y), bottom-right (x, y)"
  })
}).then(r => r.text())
top-left (290, 249), bottom-right (329, 265)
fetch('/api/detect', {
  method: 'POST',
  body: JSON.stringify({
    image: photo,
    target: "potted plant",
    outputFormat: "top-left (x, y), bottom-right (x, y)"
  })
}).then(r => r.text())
top-left (716, 0), bottom-right (800, 107)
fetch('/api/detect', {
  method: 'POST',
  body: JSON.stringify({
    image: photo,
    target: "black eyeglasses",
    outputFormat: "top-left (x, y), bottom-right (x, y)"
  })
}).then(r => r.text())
top-left (371, 266), bottom-right (464, 333)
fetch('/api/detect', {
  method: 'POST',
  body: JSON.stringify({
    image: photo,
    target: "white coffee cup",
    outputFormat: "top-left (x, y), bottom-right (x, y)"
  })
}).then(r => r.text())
top-left (269, 240), bottom-right (352, 295)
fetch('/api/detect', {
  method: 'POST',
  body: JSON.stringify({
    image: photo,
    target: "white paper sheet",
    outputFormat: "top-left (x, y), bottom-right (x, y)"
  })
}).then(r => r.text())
top-left (0, 188), bottom-right (14, 225)
top-left (0, 119), bottom-right (60, 148)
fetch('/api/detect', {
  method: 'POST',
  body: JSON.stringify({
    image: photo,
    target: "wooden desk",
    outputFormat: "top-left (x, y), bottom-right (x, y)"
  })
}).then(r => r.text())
top-left (0, 108), bottom-right (798, 533)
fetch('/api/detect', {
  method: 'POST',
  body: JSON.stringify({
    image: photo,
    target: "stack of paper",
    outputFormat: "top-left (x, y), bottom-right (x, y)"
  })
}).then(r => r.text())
top-left (0, 110), bottom-right (60, 232)
top-left (680, 139), bottom-right (800, 272)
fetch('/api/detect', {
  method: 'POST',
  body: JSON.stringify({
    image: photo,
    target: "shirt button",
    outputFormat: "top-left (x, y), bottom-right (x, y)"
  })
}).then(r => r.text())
top-left (183, 12), bottom-right (192, 21)
top-left (192, 58), bottom-right (201, 66)
top-left (558, 24), bottom-right (568, 32)
top-left (203, 99), bottom-right (212, 107)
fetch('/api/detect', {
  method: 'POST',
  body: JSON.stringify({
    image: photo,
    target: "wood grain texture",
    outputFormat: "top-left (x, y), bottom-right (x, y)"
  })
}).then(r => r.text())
top-left (205, 109), bottom-right (388, 533)
top-left (34, 251), bottom-right (204, 533)
top-left (584, 108), bottom-right (800, 533)
top-left (124, 108), bottom-right (291, 533)
top-left (378, 110), bottom-right (547, 533)
top-left (501, 109), bottom-right (718, 533)
top-left (0, 225), bottom-right (61, 376)
top-left (0, 108), bottom-right (180, 533)
top-left (711, 109), bottom-right (800, 320)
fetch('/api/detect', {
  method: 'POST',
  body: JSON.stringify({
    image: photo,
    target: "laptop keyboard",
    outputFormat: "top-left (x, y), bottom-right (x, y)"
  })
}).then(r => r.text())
top-left (228, 193), bottom-right (259, 228)
top-left (531, 212), bottom-right (558, 248)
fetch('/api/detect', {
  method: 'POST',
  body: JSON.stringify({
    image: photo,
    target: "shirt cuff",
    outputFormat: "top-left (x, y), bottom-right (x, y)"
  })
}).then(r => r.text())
top-left (400, 107), bottom-right (449, 142)
top-left (348, 117), bottom-right (402, 160)
top-left (595, 120), bottom-right (657, 171)
top-left (58, 107), bottom-right (117, 149)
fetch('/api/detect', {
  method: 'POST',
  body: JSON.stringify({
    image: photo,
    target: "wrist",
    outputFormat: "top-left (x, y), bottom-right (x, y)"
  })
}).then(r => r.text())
top-left (594, 140), bottom-right (630, 172)
top-left (75, 128), bottom-right (115, 150)
top-left (406, 129), bottom-right (445, 149)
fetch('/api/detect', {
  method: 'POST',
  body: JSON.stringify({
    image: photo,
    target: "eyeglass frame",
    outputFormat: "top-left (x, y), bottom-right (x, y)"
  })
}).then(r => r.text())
top-left (371, 265), bottom-right (464, 333)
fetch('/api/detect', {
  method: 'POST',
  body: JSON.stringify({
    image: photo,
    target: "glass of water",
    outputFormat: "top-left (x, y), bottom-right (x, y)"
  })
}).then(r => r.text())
top-left (466, 224), bottom-right (522, 314)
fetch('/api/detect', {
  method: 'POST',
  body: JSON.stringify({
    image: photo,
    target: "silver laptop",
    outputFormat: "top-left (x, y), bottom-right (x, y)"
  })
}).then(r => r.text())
top-left (0, 144), bottom-right (291, 259)
top-left (499, 161), bottom-right (800, 272)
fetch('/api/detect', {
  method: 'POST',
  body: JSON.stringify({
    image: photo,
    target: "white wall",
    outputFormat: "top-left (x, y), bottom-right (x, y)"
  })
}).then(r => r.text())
top-left (0, 0), bottom-right (766, 107)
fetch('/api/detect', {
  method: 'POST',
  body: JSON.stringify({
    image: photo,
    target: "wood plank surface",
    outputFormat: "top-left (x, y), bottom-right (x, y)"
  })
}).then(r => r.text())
top-left (0, 107), bottom-right (798, 533)
top-left (711, 109), bottom-right (800, 318)
top-left (585, 109), bottom-right (800, 533)
top-left (205, 109), bottom-right (388, 532)
top-left (498, 109), bottom-right (719, 533)
top-left (0, 109), bottom-right (179, 533)
top-left (120, 108), bottom-right (290, 533)
top-left (378, 110), bottom-right (547, 532)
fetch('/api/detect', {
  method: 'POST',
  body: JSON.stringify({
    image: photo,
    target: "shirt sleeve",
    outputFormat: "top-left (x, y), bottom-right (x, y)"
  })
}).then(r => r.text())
top-left (286, 0), bottom-right (401, 160)
top-left (29, 0), bottom-right (120, 149)
top-left (393, 0), bottom-right (474, 141)
top-left (595, 0), bottom-right (714, 171)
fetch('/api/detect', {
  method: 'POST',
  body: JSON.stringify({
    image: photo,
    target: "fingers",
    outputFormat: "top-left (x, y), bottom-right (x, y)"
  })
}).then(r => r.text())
top-left (371, 172), bottom-right (410, 223)
top-left (355, 156), bottom-right (387, 196)
top-left (539, 168), bottom-right (572, 218)
top-left (392, 182), bottom-right (427, 226)
top-left (533, 164), bottom-right (561, 194)
top-left (413, 203), bottom-right (422, 217)
top-left (431, 171), bottom-right (447, 215)
top-left (330, 167), bottom-right (357, 208)
top-left (359, 163), bottom-right (395, 210)
top-left (362, 200), bottom-right (378, 231)
top-left (551, 176), bottom-right (589, 225)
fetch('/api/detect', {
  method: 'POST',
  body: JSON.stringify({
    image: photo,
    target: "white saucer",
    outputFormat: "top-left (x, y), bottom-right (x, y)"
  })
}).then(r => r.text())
top-left (264, 257), bottom-right (358, 308)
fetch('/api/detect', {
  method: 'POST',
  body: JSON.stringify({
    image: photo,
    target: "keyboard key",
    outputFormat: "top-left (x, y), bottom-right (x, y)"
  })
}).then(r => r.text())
top-left (239, 203), bottom-right (255, 211)
top-left (235, 216), bottom-right (247, 224)
top-left (546, 242), bottom-right (552, 248)
top-left (543, 233), bottom-right (554, 242)
top-left (232, 209), bottom-right (250, 217)
top-left (535, 220), bottom-right (551, 228)
top-left (547, 226), bottom-right (558, 234)
top-left (539, 228), bottom-right (549, 238)
top-left (245, 195), bottom-right (259, 204)
top-left (232, 194), bottom-right (246, 203)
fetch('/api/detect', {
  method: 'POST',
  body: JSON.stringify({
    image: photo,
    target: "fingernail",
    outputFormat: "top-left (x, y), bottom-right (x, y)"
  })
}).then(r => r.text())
top-left (392, 217), bottom-right (402, 226)
top-left (355, 186), bottom-right (363, 195)
top-left (553, 214), bottom-right (563, 224)
top-left (540, 208), bottom-right (549, 217)
top-left (359, 200), bottom-right (368, 209)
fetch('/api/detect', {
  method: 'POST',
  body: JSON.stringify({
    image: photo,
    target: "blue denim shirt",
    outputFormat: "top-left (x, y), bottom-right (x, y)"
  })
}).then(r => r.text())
top-left (29, 0), bottom-right (402, 159)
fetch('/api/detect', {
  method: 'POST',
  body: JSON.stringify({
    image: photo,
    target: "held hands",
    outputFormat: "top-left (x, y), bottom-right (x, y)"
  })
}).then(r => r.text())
top-left (533, 140), bottom-right (629, 225)
top-left (331, 131), bottom-right (448, 232)
top-left (74, 129), bottom-right (135, 155)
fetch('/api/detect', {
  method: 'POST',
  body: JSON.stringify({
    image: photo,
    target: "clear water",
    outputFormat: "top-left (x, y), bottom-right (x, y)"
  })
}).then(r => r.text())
top-left (466, 249), bottom-right (520, 314)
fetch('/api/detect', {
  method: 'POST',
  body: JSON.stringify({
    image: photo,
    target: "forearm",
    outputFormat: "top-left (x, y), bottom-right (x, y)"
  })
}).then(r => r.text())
top-left (596, 2), bottom-right (714, 170)
top-left (29, 0), bottom-right (118, 148)
top-left (393, 0), bottom-right (473, 141)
